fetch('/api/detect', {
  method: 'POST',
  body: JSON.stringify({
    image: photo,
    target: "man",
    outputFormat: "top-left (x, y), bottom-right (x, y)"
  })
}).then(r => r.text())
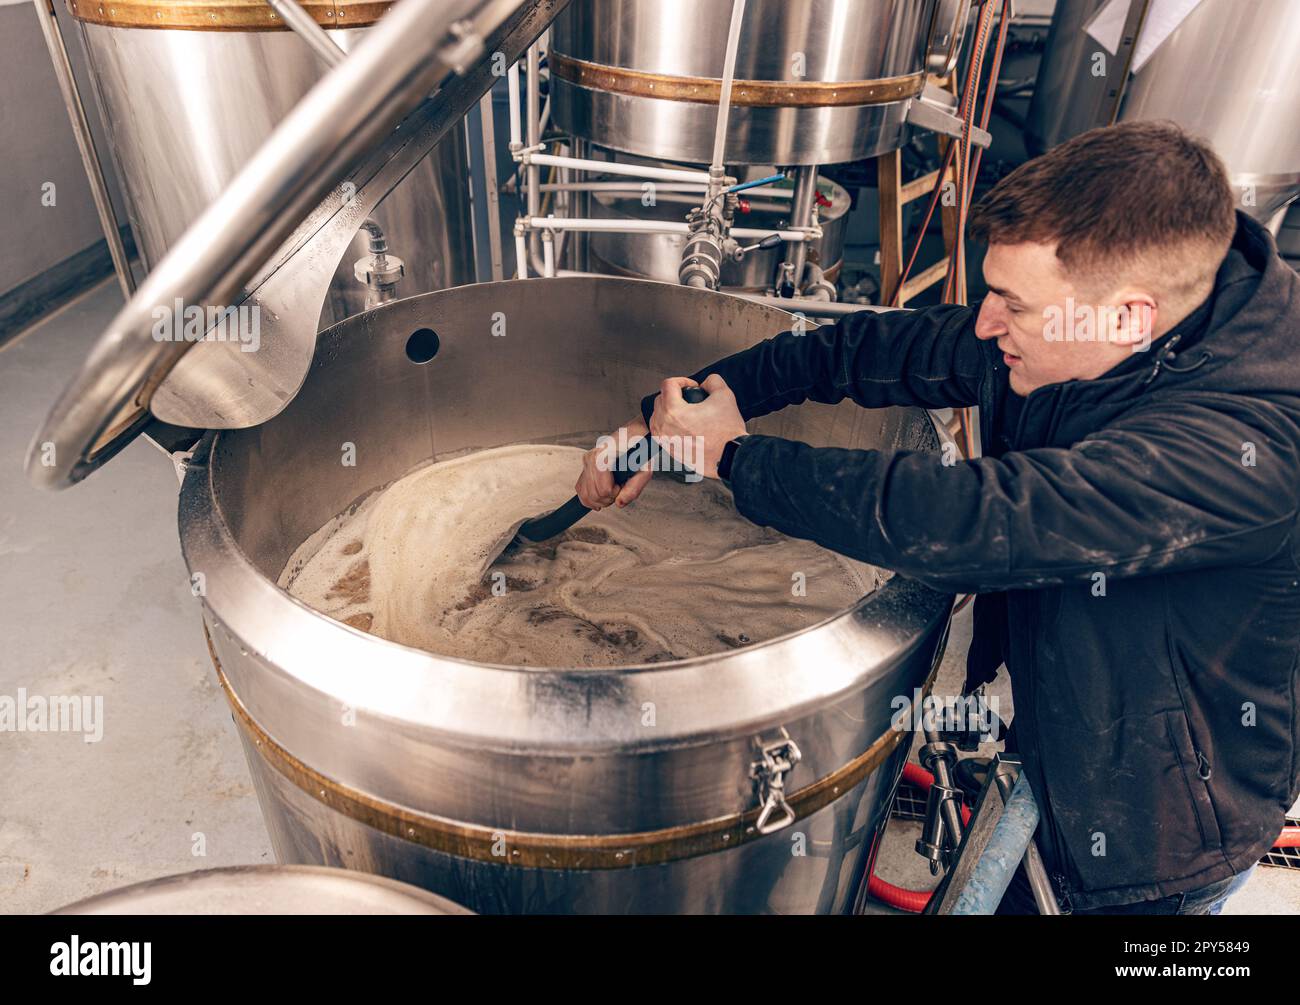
top-left (575, 121), bottom-right (1300, 914)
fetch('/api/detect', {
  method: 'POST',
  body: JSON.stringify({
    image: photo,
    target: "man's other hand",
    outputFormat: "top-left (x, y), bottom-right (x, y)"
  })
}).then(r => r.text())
top-left (650, 374), bottom-right (747, 480)
top-left (575, 416), bottom-right (653, 510)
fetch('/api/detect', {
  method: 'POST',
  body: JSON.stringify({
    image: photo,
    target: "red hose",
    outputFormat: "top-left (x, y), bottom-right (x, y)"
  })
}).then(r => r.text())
top-left (867, 762), bottom-right (972, 913)
top-left (1274, 826), bottom-right (1300, 849)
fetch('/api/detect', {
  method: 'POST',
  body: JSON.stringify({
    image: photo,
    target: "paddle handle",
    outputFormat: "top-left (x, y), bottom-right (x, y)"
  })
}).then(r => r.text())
top-left (612, 385), bottom-right (708, 486)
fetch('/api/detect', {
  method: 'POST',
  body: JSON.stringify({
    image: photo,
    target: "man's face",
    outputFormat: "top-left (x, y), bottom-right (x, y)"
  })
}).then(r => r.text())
top-left (975, 242), bottom-right (1154, 396)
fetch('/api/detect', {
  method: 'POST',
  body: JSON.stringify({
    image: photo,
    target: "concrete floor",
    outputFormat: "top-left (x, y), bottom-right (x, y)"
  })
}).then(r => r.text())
top-left (2, 277), bottom-right (1296, 914)
top-left (0, 279), bottom-right (271, 914)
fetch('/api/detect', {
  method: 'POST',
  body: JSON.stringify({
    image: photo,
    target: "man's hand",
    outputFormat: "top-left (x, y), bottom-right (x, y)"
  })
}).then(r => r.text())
top-left (575, 416), bottom-right (654, 509)
top-left (650, 374), bottom-right (747, 480)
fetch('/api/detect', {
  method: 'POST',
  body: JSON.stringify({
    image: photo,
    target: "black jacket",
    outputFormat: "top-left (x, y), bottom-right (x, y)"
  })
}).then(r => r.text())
top-left (648, 212), bottom-right (1300, 910)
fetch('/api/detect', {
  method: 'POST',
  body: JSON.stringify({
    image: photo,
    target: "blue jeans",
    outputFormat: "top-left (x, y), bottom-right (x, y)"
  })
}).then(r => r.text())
top-left (997, 863), bottom-right (1258, 915)
top-left (1209, 863), bottom-right (1257, 915)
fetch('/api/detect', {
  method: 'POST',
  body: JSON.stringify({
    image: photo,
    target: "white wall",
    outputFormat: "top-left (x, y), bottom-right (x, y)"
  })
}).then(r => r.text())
top-left (0, 0), bottom-right (129, 297)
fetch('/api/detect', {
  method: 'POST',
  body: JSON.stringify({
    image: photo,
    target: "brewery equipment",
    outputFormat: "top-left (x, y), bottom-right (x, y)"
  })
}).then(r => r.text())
top-left (1027, 0), bottom-right (1300, 219)
top-left (549, 0), bottom-right (945, 166)
top-left (52, 865), bottom-right (470, 914)
top-left (181, 277), bottom-right (952, 914)
top-left (27, 0), bottom-right (953, 913)
top-left (59, 0), bottom-right (475, 321)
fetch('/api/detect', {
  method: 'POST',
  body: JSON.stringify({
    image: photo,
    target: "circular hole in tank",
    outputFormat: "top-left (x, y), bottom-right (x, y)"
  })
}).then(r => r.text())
top-left (406, 328), bottom-right (440, 364)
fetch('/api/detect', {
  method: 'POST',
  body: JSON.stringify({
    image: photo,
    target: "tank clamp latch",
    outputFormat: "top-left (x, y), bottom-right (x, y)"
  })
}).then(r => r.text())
top-left (751, 738), bottom-right (802, 834)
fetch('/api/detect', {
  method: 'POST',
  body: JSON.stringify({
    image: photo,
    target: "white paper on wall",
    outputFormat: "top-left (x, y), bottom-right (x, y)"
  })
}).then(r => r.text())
top-left (1084, 0), bottom-right (1208, 73)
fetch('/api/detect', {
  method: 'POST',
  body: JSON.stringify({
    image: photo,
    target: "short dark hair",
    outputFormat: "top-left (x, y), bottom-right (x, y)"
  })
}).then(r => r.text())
top-left (968, 121), bottom-right (1236, 300)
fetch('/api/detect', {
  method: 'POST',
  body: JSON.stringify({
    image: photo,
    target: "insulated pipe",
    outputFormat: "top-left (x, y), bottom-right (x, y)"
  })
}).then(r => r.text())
top-left (711, 0), bottom-right (747, 174)
top-left (541, 228), bottom-right (555, 276)
top-left (514, 229), bottom-right (528, 279)
top-left (951, 774), bottom-right (1040, 915)
top-left (266, 0), bottom-right (346, 67)
top-left (507, 61), bottom-right (522, 148)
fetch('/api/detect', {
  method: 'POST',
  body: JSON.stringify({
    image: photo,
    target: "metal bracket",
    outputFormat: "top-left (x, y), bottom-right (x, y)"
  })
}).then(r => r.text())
top-left (751, 737), bottom-right (802, 835)
top-left (904, 81), bottom-right (992, 149)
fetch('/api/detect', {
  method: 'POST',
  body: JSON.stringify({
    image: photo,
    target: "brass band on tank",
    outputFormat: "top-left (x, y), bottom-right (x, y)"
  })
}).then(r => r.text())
top-left (209, 635), bottom-right (908, 870)
top-left (548, 52), bottom-right (926, 109)
top-left (64, 0), bottom-right (392, 31)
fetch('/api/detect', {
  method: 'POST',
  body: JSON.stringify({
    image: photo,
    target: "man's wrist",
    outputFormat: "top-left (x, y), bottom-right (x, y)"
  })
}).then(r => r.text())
top-left (717, 435), bottom-right (749, 485)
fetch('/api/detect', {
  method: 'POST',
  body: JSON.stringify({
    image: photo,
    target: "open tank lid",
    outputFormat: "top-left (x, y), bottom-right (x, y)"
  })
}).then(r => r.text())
top-left (24, 0), bottom-right (567, 490)
top-left (50, 865), bottom-right (471, 915)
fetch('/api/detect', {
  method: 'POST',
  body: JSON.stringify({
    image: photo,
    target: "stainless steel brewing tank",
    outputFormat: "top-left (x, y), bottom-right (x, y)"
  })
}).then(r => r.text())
top-left (66, 0), bottom-right (475, 322)
top-left (179, 277), bottom-right (951, 914)
top-left (52, 866), bottom-right (471, 915)
top-left (589, 176), bottom-right (853, 290)
top-left (1027, 0), bottom-right (1300, 219)
top-left (550, 0), bottom-right (940, 165)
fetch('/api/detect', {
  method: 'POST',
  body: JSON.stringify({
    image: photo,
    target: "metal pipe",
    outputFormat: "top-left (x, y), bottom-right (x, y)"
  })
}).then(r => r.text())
top-left (570, 136), bottom-right (590, 271)
top-left (526, 43), bottom-right (541, 259)
top-left (32, 0), bottom-right (135, 300)
top-left (265, 0), bottom-right (346, 67)
top-left (479, 91), bottom-right (504, 281)
top-left (783, 165), bottom-right (819, 295)
top-left (525, 216), bottom-right (810, 241)
top-left (535, 182), bottom-right (794, 198)
top-left (526, 152), bottom-right (709, 184)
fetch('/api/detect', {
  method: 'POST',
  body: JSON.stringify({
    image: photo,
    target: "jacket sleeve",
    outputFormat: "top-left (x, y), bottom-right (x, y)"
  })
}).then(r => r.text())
top-left (727, 397), bottom-right (1300, 593)
top-left (642, 303), bottom-right (984, 425)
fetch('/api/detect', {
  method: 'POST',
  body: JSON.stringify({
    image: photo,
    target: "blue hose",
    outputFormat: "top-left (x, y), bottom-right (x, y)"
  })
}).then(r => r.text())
top-left (724, 172), bottom-right (787, 194)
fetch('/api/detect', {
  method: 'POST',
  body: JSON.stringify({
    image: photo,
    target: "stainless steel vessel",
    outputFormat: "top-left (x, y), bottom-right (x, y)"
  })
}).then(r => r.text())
top-left (67, 0), bottom-right (475, 322)
top-left (550, 0), bottom-right (942, 165)
top-left (52, 865), bottom-right (470, 914)
top-left (1027, 0), bottom-right (1300, 219)
top-left (588, 175), bottom-right (852, 290)
top-left (179, 276), bottom-right (951, 914)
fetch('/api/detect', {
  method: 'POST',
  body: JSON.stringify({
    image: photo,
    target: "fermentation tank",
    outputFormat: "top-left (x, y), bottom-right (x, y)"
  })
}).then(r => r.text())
top-left (1027, 0), bottom-right (1300, 219)
top-left (178, 277), bottom-right (952, 914)
top-left (64, 0), bottom-right (475, 320)
top-left (550, 0), bottom-right (943, 166)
